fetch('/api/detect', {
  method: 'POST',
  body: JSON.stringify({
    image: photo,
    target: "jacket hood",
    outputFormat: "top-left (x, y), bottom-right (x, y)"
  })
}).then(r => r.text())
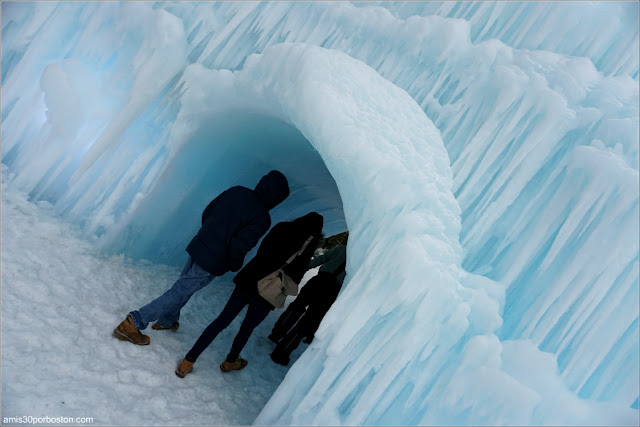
top-left (254, 170), bottom-right (290, 210)
top-left (292, 212), bottom-right (324, 236)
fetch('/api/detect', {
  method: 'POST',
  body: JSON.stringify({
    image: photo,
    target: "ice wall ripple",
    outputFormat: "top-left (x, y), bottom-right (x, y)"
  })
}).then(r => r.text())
top-left (358, 0), bottom-right (639, 79)
top-left (2, 1), bottom-right (638, 424)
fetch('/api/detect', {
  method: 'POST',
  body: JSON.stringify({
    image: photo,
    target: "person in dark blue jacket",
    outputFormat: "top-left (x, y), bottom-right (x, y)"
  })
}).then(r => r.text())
top-left (113, 170), bottom-right (290, 346)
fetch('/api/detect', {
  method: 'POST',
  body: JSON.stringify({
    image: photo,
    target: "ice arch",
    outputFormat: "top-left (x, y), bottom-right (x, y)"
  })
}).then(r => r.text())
top-left (204, 43), bottom-right (467, 426)
top-left (96, 43), bottom-right (470, 424)
top-left (97, 42), bottom-right (463, 277)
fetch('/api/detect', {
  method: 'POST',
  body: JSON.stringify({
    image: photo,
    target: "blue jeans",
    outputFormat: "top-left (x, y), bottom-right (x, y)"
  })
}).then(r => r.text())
top-left (129, 256), bottom-right (215, 330)
top-left (185, 287), bottom-right (271, 363)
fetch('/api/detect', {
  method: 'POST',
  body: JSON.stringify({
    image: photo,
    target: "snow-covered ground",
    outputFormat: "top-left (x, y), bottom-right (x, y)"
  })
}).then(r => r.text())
top-left (1, 169), bottom-right (314, 425)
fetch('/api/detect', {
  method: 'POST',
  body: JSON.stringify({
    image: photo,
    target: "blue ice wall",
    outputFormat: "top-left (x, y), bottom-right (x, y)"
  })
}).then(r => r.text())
top-left (357, 0), bottom-right (639, 79)
top-left (2, 1), bottom-right (638, 425)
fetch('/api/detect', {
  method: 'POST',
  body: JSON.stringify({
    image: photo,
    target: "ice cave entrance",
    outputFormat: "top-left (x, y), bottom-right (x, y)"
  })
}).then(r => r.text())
top-left (109, 110), bottom-right (348, 268)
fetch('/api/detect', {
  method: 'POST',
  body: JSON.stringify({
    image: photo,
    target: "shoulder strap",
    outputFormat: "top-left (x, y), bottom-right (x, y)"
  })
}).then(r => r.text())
top-left (284, 235), bottom-right (314, 266)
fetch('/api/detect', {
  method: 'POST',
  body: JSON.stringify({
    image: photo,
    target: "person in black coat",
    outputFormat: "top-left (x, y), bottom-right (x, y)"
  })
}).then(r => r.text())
top-left (113, 171), bottom-right (290, 346)
top-left (269, 242), bottom-right (347, 366)
top-left (175, 212), bottom-right (323, 377)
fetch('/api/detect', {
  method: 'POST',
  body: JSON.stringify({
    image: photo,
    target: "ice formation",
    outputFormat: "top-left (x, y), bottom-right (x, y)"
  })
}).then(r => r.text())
top-left (2, 1), bottom-right (638, 425)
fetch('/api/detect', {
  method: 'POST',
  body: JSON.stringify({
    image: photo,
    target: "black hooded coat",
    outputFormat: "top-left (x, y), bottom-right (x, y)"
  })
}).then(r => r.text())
top-left (186, 170), bottom-right (289, 276)
top-left (233, 212), bottom-right (324, 308)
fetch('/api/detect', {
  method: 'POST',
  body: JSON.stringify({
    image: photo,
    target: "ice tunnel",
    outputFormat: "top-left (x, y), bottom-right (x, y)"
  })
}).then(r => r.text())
top-left (40, 43), bottom-right (461, 277)
top-left (3, 36), bottom-right (466, 424)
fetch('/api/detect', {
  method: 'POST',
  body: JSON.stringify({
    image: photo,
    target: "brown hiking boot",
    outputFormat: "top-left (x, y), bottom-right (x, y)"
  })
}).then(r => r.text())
top-left (220, 357), bottom-right (248, 372)
top-left (175, 359), bottom-right (194, 378)
top-left (113, 315), bottom-right (150, 345)
top-left (152, 321), bottom-right (180, 331)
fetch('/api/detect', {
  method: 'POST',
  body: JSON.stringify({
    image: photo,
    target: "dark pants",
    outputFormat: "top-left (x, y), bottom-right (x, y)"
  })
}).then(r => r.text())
top-left (186, 287), bottom-right (271, 363)
top-left (270, 272), bottom-right (340, 365)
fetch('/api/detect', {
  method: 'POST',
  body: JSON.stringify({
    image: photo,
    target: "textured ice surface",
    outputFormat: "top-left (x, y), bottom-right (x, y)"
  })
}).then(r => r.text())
top-left (2, 1), bottom-right (638, 425)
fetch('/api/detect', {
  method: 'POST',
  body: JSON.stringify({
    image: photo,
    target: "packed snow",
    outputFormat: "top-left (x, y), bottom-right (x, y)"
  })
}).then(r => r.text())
top-left (1, 166), bottom-right (319, 425)
top-left (2, 1), bottom-right (638, 426)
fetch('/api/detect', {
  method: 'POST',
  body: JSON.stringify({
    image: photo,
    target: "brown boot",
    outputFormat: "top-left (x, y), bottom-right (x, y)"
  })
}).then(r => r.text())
top-left (220, 357), bottom-right (248, 372)
top-left (152, 321), bottom-right (180, 331)
top-left (113, 315), bottom-right (150, 345)
top-left (175, 359), bottom-right (194, 378)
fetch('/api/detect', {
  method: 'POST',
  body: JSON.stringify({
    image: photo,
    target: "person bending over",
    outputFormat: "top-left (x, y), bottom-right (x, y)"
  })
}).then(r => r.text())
top-left (175, 212), bottom-right (324, 377)
top-left (269, 239), bottom-right (347, 366)
top-left (113, 171), bottom-right (289, 346)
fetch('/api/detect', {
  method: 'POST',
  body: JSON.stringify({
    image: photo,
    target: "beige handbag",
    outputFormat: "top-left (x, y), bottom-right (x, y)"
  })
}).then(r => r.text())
top-left (257, 235), bottom-right (314, 308)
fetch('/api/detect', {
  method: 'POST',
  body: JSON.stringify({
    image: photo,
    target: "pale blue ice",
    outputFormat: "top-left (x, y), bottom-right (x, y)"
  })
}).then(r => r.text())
top-left (1, 1), bottom-right (638, 426)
